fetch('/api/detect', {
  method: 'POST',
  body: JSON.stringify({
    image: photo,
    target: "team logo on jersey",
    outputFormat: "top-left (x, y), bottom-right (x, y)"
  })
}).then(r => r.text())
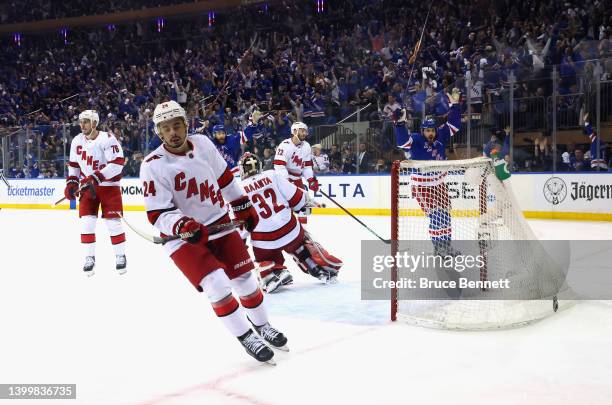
top-left (291, 154), bottom-right (303, 167)
top-left (543, 177), bottom-right (567, 205)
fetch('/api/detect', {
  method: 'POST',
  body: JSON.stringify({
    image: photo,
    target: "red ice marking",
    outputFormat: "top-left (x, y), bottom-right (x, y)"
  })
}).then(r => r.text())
top-left (138, 326), bottom-right (380, 405)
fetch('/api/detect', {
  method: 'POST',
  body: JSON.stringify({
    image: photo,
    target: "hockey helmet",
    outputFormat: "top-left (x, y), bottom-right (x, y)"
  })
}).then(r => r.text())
top-left (420, 118), bottom-right (437, 130)
top-left (78, 110), bottom-right (100, 128)
top-left (212, 124), bottom-right (225, 134)
top-left (291, 121), bottom-right (308, 140)
top-left (239, 152), bottom-right (262, 179)
top-left (152, 100), bottom-right (188, 135)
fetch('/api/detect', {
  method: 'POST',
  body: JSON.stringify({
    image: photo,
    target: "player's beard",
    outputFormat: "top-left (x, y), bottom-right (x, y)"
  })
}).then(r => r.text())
top-left (164, 133), bottom-right (187, 149)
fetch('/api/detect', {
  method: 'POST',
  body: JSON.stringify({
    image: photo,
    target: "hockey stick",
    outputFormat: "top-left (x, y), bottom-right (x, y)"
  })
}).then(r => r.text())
top-left (318, 189), bottom-right (390, 244)
top-left (405, 2), bottom-right (434, 87)
top-left (0, 170), bottom-right (10, 189)
top-left (52, 182), bottom-right (94, 206)
top-left (336, 103), bottom-right (372, 125)
top-left (116, 211), bottom-right (244, 245)
top-left (203, 33), bottom-right (258, 113)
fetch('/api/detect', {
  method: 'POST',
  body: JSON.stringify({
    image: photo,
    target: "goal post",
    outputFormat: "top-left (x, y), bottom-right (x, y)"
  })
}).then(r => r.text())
top-left (390, 157), bottom-right (574, 330)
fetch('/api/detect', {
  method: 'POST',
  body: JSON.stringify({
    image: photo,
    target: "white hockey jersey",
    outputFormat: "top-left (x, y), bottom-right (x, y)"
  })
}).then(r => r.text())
top-left (140, 135), bottom-right (245, 255)
top-left (273, 138), bottom-right (314, 181)
top-left (68, 131), bottom-right (124, 186)
top-left (313, 153), bottom-right (330, 173)
top-left (241, 170), bottom-right (307, 250)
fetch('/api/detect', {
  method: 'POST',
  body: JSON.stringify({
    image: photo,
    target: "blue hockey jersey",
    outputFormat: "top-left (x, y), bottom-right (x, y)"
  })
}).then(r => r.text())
top-left (211, 133), bottom-right (242, 171)
top-left (584, 120), bottom-right (608, 170)
top-left (395, 103), bottom-right (461, 160)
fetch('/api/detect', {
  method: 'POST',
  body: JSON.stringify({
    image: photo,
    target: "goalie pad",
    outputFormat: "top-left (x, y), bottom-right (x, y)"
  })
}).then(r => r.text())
top-left (304, 241), bottom-right (343, 271)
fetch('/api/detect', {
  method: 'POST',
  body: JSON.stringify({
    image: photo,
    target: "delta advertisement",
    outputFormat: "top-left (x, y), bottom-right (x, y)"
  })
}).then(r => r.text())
top-left (1, 173), bottom-right (611, 220)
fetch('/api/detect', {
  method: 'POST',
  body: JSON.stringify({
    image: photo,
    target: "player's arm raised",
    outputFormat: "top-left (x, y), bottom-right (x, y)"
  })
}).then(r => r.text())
top-left (436, 88), bottom-right (461, 147)
top-left (394, 110), bottom-right (414, 159)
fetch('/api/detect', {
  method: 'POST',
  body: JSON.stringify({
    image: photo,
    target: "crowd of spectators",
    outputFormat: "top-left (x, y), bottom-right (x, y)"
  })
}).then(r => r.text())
top-left (0, 0), bottom-right (611, 178)
top-left (0, 0), bottom-right (188, 24)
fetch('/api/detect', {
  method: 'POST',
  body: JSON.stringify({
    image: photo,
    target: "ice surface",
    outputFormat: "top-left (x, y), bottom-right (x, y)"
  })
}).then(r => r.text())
top-left (0, 209), bottom-right (610, 405)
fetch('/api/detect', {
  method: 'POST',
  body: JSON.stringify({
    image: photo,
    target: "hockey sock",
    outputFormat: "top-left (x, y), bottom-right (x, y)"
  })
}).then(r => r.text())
top-left (428, 208), bottom-right (452, 241)
top-left (81, 215), bottom-right (97, 257)
top-left (231, 272), bottom-right (269, 327)
top-left (104, 218), bottom-right (126, 256)
top-left (200, 269), bottom-right (251, 337)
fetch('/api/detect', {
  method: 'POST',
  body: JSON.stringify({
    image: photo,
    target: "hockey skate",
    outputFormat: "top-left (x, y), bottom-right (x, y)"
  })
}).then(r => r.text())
top-left (433, 240), bottom-right (461, 258)
top-left (260, 272), bottom-right (282, 293)
top-left (275, 268), bottom-right (293, 286)
top-left (238, 329), bottom-right (275, 365)
top-left (116, 255), bottom-right (127, 275)
top-left (253, 322), bottom-right (289, 351)
top-left (308, 265), bottom-right (338, 284)
top-left (83, 256), bottom-right (95, 277)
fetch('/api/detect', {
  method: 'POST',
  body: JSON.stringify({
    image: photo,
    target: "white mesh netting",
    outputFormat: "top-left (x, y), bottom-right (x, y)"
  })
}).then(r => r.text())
top-left (391, 157), bottom-right (575, 330)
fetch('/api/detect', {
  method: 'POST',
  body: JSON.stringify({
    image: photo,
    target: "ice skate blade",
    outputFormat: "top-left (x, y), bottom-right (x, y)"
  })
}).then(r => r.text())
top-left (84, 270), bottom-right (95, 277)
top-left (116, 269), bottom-right (127, 275)
top-left (273, 345), bottom-right (290, 352)
top-left (264, 358), bottom-right (277, 366)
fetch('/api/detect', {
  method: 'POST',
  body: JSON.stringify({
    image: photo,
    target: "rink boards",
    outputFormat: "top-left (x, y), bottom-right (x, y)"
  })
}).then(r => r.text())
top-left (1, 173), bottom-right (611, 221)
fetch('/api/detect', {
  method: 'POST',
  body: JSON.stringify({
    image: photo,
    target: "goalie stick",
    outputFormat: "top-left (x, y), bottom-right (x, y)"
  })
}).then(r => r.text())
top-left (115, 211), bottom-right (244, 245)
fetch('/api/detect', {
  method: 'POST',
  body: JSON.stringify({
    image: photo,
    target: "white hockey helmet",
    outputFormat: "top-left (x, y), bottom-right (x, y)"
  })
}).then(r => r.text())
top-left (291, 121), bottom-right (308, 136)
top-left (78, 110), bottom-right (99, 128)
top-left (152, 100), bottom-right (188, 135)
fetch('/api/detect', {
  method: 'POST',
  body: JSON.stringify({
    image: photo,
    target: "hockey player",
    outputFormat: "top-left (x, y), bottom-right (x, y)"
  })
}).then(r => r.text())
top-left (211, 124), bottom-right (243, 177)
top-left (64, 110), bottom-right (127, 276)
top-left (583, 113), bottom-right (608, 170)
top-left (239, 153), bottom-right (342, 293)
top-left (140, 100), bottom-right (287, 364)
top-left (273, 121), bottom-right (319, 223)
top-left (394, 89), bottom-right (461, 254)
top-left (273, 121), bottom-right (319, 190)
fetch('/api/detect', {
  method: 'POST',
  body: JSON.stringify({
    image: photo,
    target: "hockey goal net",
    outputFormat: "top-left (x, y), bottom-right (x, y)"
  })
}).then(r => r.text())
top-left (390, 157), bottom-right (573, 330)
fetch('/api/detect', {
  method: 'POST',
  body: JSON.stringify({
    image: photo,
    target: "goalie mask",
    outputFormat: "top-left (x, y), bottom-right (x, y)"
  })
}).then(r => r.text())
top-left (239, 152), bottom-right (262, 179)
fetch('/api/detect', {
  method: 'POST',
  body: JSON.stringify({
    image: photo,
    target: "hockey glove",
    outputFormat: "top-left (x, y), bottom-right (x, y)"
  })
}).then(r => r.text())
top-left (175, 217), bottom-right (209, 244)
top-left (448, 88), bottom-right (461, 104)
top-left (231, 196), bottom-right (259, 232)
top-left (307, 177), bottom-right (319, 192)
top-left (80, 172), bottom-right (103, 199)
top-left (64, 177), bottom-right (79, 201)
